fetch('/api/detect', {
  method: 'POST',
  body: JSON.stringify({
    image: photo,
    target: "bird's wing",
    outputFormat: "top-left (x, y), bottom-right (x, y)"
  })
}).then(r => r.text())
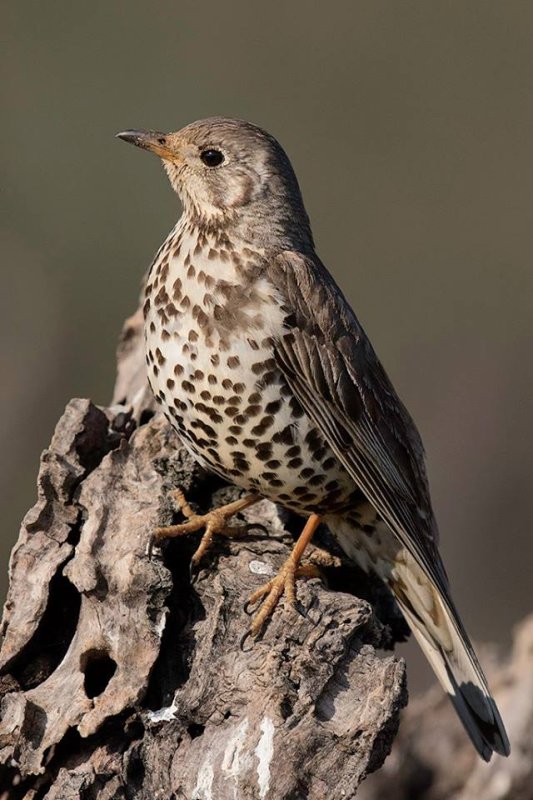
top-left (270, 251), bottom-right (510, 760)
top-left (270, 250), bottom-right (446, 588)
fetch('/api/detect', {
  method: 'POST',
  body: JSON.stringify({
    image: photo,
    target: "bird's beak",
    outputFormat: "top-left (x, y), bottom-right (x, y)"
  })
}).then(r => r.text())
top-left (115, 129), bottom-right (175, 160)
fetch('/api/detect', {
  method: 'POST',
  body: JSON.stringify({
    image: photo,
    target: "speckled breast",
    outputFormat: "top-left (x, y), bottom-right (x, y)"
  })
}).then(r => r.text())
top-left (143, 219), bottom-right (356, 514)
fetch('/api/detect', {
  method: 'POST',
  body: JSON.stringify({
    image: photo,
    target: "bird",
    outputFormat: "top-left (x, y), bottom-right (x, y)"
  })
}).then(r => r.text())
top-left (116, 117), bottom-right (510, 761)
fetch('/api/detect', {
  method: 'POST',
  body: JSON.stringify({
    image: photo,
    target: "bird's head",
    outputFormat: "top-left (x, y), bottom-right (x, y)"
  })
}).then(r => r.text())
top-left (117, 117), bottom-right (312, 247)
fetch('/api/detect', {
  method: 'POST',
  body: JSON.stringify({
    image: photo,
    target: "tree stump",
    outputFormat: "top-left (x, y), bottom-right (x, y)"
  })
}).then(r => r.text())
top-left (0, 304), bottom-right (410, 799)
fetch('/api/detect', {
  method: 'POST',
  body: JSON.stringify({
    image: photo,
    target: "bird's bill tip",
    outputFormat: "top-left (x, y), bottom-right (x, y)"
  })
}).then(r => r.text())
top-left (115, 129), bottom-right (173, 159)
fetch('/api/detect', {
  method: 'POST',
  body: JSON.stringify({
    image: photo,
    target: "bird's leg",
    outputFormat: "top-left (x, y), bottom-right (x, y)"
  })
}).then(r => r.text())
top-left (152, 489), bottom-right (262, 565)
top-left (247, 513), bottom-right (322, 636)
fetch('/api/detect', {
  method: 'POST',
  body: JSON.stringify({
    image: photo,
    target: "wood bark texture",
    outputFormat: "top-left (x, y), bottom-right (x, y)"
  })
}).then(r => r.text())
top-left (0, 305), bottom-right (410, 800)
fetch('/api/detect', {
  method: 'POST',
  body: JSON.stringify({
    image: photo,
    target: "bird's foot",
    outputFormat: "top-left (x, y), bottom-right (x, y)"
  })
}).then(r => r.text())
top-left (151, 488), bottom-right (261, 564)
top-left (246, 512), bottom-right (322, 636)
top-left (247, 560), bottom-right (322, 636)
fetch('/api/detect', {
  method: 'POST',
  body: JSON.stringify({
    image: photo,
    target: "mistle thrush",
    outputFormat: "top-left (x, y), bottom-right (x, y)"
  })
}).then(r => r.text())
top-left (117, 118), bottom-right (509, 760)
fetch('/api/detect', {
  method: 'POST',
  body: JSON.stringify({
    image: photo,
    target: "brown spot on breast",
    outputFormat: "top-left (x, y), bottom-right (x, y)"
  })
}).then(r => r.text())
top-left (208, 409), bottom-right (223, 424)
top-left (197, 309), bottom-right (209, 327)
top-left (227, 355), bottom-right (240, 369)
top-left (181, 380), bottom-right (195, 393)
top-left (256, 443), bottom-right (273, 460)
top-left (260, 371), bottom-right (277, 387)
top-left (194, 419), bottom-right (217, 438)
top-left (293, 486), bottom-right (310, 497)
top-left (290, 397), bottom-right (305, 418)
top-left (273, 425), bottom-right (294, 445)
top-left (207, 447), bottom-right (222, 464)
top-left (265, 400), bottom-right (281, 415)
top-left (155, 286), bottom-right (169, 306)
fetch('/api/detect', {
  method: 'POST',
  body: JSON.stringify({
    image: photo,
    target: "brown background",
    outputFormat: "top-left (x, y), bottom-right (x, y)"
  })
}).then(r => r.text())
top-left (2, 2), bottom-right (532, 689)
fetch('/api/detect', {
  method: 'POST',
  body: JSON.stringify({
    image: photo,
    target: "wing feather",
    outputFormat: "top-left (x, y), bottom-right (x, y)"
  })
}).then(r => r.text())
top-left (271, 251), bottom-right (448, 589)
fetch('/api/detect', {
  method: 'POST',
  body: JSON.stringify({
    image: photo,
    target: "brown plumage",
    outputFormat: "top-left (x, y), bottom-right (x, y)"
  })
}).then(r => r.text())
top-left (117, 117), bottom-right (509, 761)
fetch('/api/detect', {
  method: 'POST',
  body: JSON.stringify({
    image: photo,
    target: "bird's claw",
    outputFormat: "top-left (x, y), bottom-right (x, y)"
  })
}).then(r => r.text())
top-left (246, 561), bottom-right (322, 637)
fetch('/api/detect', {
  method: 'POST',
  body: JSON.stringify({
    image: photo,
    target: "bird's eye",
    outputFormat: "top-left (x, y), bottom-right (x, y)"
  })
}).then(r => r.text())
top-left (200, 148), bottom-right (224, 167)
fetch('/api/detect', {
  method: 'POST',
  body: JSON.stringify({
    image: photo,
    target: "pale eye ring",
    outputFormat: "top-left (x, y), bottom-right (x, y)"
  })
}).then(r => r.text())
top-left (200, 148), bottom-right (225, 167)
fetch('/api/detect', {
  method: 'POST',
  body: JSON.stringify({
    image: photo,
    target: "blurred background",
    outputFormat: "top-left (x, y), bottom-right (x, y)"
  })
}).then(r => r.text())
top-left (2, 2), bottom-right (532, 692)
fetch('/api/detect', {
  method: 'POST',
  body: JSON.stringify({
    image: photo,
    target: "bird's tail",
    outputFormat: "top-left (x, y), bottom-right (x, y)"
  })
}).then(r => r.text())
top-left (331, 521), bottom-right (510, 761)
top-left (390, 556), bottom-right (509, 760)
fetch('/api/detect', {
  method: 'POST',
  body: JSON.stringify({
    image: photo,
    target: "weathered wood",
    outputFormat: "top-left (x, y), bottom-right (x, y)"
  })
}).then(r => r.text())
top-left (0, 303), bottom-right (408, 799)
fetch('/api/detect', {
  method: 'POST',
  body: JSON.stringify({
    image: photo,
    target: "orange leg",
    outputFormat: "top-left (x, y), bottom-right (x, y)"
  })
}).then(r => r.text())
top-left (152, 489), bottom-right (262, 565)
top-left (247, 513), bottom-right (322, 636)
